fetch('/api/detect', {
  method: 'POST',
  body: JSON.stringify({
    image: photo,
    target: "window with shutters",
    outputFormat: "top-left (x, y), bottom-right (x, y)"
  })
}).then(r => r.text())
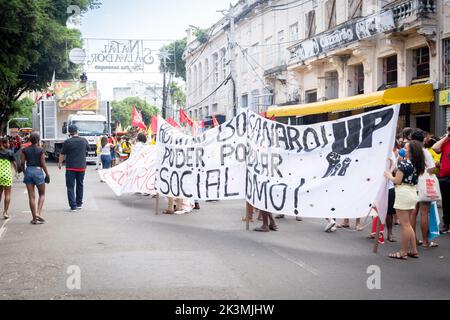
top-left (289, 23), bottom-right (299, 42)
top-left (444, 38), bottom-right (450, 88)
top-left (384, 55), bottom-right (398, 86)
top-left (348, 0), bottom-right (362, 19)
top-left (414, 47), bottom-right (430, 79)
top-left (325, 0), bottom-right (336, 29)
top-left (265, 36), bottom-right (273, 66)
top-left (305, 11), bottom-right (316, 38)
top-left (213, 53), bottom-right (219, 84)
top-left (277, 30), bottom-right (285, 65)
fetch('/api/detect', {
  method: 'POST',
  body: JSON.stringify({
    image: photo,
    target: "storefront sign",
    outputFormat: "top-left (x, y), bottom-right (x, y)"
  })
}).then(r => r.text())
top-left (54, 81), bottom-right (98, 111)
top-left (439, 89), bottom-right (450, 106)
top-left (290, 10), bottom-right (395, 63)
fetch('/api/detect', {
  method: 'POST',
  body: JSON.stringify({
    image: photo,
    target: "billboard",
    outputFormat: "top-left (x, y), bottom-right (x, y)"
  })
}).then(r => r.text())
top-left (54, 81), bottom-right (98, 111)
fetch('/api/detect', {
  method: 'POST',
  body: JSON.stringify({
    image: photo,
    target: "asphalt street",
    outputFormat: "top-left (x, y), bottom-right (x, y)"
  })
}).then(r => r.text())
top-left (0, 163), bottom-right (449, 300)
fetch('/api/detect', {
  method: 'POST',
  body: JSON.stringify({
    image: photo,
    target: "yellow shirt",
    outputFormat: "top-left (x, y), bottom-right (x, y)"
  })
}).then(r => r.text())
top-left (428, 147), bottom-right (441, 164)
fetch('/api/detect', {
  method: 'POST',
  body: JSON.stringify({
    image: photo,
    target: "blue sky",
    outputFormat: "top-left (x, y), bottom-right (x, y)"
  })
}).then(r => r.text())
top-left (80, 0), bottom-right (235, 99)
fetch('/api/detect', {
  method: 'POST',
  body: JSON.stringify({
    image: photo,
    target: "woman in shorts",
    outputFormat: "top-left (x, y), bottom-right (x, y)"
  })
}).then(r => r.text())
top-left (20, 133), bottom-right (49, 225)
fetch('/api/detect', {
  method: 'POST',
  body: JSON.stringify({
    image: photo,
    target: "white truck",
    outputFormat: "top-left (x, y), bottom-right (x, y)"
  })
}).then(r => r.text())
top-left (33, 100), bottom-right (112, 162)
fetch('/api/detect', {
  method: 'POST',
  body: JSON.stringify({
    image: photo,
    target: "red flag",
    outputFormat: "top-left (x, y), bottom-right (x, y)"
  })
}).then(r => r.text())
top-left (151, 115), bottom-right (158, 134)
top-left (179, 109), bottom-right (194, 127)
top-left (132, 105), bottom-right (147, 130)
top-left (167, 118), bottom-right (181, 128)
top-left (212, 115), bottom-right (219, 127)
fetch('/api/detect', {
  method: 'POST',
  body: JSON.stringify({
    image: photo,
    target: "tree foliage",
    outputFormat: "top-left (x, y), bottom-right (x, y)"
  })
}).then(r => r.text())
top-left (169, 82), bottom-right (186, 108)
top-left (159, 38), bottom-right (187, 81)
top-left (8, 98), bottom-right (35, 129)
top-left (193, 28), bottom-right (209, 44)
top-left (111, 97), bottom-right (159, 128)
top-left (0, 0), bottom-right (100, 129)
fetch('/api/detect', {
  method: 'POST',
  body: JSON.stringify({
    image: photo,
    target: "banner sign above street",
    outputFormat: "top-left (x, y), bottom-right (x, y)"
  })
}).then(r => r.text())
top-left (81, 39), bottom-right (175, 73)
top-left (289, 10), bottom-right (395, 63)
top-left (54, 81), bottom-right (98, 111)
top-left (155, 106), bottom-right (399, 219)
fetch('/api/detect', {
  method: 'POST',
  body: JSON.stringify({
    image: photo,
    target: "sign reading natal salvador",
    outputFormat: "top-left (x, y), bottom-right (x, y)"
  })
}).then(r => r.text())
top-left (54, 81), bottom-right (98, 111)
top-left (83, 39), bottom-right (161, 73)
top-left (156, 105), bottom-right (399, 219)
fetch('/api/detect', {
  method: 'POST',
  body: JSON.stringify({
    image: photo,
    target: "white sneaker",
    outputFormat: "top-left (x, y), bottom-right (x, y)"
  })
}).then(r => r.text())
top-left (324, 219), bottom-right (336, 232)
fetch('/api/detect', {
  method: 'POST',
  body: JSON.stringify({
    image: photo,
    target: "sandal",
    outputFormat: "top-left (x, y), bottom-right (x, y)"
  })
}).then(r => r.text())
top-left (162, 210), bottom-right (174, 215)
top-left (367, 233), bottom-right (376, 239)
top-left (36, 216), bottom-right (45, 223)
top-left (407, 252), bottom-right (419, 259)
top-left (3, 215), bottom-right (9, 220)
top-left (269, 224), bottom-right (278, 231)
top-left (340, 224), bottom-right (350, 228)
top-left (389, 252), bottom-right (408, 260)
top-left (387, 235), bottom-right (396, 242)
top-left (416, 240), bottom-right (423, 246)
top-left (423, 242), bottom-right (438, 248)
top-left (254, 226), bottom-right (269, 232)
top-left (30, 220), bottom-right (39, 225)
top-left (275, 214), bottom-right (285, 219)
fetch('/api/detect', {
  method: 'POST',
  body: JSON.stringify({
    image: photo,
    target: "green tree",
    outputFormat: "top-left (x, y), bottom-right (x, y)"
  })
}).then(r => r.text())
top-left (0, 0), bottom-right (101, 130)
top-left (193, 28), bottom-right (209, 44)
top-left (169, 82), bottom-right (186, 108)
top-left (111, 97), bottom-right (159, 128)
top-left (159, 38), bottom-right (187, 81)
top-left (9, 97), bottom-right (35, 129)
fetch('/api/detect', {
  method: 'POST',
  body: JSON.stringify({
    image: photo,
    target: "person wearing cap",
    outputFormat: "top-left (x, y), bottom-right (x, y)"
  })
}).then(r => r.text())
top-left (58, 125), bottom-right (89, 212)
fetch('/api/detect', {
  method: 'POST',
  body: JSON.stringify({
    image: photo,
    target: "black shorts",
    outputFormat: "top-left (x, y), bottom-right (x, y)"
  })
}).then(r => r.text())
top-left (387, 188), bottom-right (396, 215)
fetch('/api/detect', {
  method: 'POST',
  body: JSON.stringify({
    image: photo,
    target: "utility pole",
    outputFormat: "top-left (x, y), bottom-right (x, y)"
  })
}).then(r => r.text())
top-left (162, 71), bottom-right (167, 119)
top-left (228, 9), bottom-right (238, 117)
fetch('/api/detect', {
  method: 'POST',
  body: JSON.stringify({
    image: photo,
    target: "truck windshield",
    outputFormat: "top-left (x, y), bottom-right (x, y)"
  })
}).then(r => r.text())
top-left (72, 121), bottom-right (107, 136)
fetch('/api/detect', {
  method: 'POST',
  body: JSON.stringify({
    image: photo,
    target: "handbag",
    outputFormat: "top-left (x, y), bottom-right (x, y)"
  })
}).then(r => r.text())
top-left (417, 172), bottom-right (442, 202)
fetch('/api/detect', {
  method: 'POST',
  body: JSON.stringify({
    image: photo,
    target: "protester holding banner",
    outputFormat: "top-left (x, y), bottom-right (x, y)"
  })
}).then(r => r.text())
top-left (384, 141), bottom-right (425, 260)
top-left (409, 129), bottom-right (437, 248)
top-left (254, 210), bottom-right (278, 232)
top-left (432, 125), bottom-right (450, 234)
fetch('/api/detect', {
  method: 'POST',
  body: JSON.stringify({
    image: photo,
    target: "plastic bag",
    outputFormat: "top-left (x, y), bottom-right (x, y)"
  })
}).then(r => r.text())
top-left (429, 202), bottom-right (440, 241)
top-left (417, 172), bottom-right (442, 202)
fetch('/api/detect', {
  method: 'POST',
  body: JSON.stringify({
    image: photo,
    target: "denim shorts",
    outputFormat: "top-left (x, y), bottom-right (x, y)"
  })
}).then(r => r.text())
top-left (23, 166), bottom-right (45, 186)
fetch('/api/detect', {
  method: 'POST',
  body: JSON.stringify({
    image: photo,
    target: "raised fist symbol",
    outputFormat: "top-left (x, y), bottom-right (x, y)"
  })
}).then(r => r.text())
top-left (323, 152), bottom-right (341, 178)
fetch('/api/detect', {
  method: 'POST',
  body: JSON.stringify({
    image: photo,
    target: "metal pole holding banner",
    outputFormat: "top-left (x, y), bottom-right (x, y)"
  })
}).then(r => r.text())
top-left (155, 193), bottom-right (160, 215)
top-left (373, 216), bottom-right (381, 253)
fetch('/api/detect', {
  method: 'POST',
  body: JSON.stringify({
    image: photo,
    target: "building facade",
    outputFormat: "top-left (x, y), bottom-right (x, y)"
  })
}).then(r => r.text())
top-left (113, 80), bottom-right (163, 108)
top-left (184, 0), bottom-right (450, 134)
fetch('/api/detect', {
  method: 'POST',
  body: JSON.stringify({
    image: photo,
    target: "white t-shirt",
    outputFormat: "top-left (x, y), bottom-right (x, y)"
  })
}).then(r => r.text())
top-left (423, 148), bottom-right (435, 170)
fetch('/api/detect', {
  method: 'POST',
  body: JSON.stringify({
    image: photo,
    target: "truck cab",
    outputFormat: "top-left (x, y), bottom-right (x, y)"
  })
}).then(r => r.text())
top-left (64, 111), bottom-right (109, 162)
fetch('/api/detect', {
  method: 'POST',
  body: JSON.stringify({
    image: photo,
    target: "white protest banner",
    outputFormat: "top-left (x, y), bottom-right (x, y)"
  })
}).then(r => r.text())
top-left (246, 105), bottom-right (399, 218)
top-left (99, 144), bottom-right (157, 196)
top-left (156, 112), bottom-right (247, 200)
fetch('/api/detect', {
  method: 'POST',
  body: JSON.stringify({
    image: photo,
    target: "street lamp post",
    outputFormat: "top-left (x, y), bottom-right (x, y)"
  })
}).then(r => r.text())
top-left (6, 118), bottom-right (29, 135)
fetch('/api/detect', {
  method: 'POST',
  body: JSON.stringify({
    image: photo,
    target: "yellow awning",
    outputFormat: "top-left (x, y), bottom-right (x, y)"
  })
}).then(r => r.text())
top-left (267, 84), bottom-right (434, 117)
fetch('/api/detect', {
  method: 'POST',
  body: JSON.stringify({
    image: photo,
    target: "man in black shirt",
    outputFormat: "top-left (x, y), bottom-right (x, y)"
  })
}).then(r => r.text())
top-left (58, 125), bottom-right (89, 212)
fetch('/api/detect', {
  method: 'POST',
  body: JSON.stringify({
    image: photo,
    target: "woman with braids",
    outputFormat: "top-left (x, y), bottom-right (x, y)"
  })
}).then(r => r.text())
top-left (384, 141), bottom-right (425, 260)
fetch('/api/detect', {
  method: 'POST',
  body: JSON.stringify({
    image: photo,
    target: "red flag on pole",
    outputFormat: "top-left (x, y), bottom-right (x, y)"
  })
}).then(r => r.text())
top-left (167, 118), bottom-right (181, 128)
top-left (151, 115), bottom-right (158, 134)
top-left (179, 108), bottom-right (194, 127)
top-left (212, 115), bottom-right (219, 127)
top-left (132, 105), bottom-right (147, 130)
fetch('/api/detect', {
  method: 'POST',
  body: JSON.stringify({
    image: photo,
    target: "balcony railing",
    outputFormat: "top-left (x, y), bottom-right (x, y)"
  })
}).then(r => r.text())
top-left (392, 0), bottom-right (436, 22)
